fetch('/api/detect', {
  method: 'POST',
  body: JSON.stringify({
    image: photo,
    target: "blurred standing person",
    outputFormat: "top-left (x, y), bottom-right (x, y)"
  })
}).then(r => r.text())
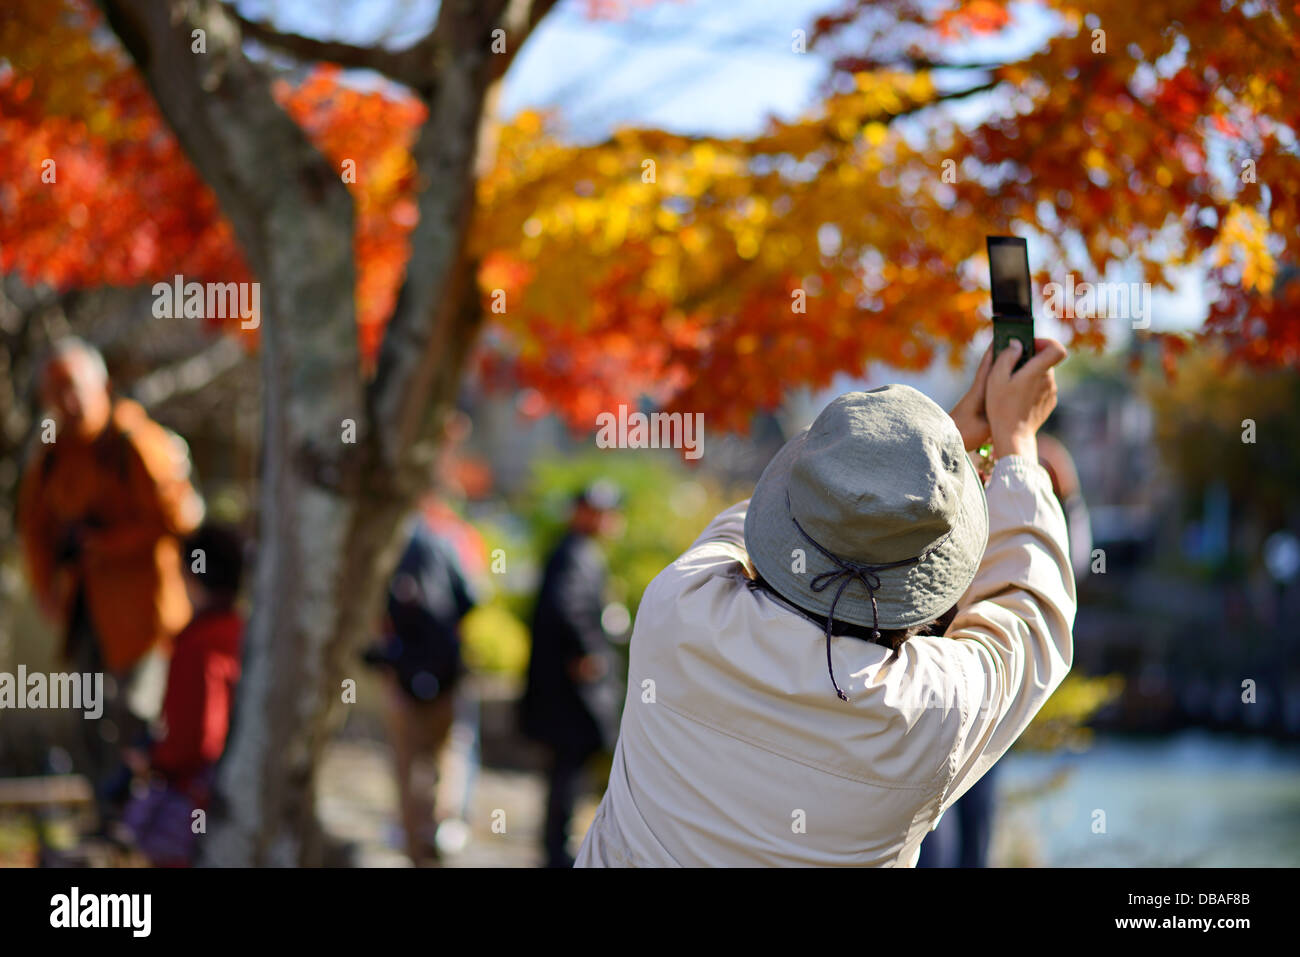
top-left (17, 338), bottom-right (203, 826)
top-left (368, 510), bottom-right (479, 864)
top-left (522, 481), bottom-right (623, 868)
top-left (365, 411), bottom-right (485, 865)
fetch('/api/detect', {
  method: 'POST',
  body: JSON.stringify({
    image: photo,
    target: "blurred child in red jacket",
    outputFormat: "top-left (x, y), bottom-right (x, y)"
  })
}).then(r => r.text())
top-left (124, 523), bottom-right (244, 866)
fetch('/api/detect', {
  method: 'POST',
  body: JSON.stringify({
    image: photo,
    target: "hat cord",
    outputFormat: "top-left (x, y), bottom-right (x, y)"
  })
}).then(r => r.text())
top-left (789, 512), bottom-right (951, 702)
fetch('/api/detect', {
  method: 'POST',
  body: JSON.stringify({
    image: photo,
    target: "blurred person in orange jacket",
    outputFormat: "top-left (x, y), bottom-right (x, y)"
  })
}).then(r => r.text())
top-left (17, 338), bottom-right (204, 826)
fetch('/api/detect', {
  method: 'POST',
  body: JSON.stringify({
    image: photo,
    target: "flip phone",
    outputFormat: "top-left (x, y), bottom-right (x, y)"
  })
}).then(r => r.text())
top-left (987, 236), bottom-right (1035, 372)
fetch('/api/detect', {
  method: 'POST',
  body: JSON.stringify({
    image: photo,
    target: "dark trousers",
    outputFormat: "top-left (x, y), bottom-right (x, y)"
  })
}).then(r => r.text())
top-left (543, 740), bottom-right (596, 868)
top-left (66, 598), bottom-right (152, 827)
top-left (917, 762), bottom-right (999, 868)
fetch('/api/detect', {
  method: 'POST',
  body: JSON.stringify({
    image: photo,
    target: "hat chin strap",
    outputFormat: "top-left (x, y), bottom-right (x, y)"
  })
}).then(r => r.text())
top-left (789, 511), bottom-right (951, 702)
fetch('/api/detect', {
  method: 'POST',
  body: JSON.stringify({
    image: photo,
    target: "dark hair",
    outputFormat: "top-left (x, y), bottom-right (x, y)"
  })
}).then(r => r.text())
top-left (751, 572), bottom-right (957, 662)
top-left (183, 523), bottom-right (246, 605)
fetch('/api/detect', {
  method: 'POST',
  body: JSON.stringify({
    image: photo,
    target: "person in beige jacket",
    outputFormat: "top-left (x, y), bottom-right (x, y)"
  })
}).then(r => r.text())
top-left (577, 337), bottom-right (1074, 867)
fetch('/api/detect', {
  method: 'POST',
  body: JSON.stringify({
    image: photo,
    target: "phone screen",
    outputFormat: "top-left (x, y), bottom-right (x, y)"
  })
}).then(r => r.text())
top-left (987, 236), bottom-right (1032, 319)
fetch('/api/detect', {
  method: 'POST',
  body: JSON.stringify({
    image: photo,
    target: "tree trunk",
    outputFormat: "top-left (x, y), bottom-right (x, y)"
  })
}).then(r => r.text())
top-left (99, 0), bottom-right (522, 864)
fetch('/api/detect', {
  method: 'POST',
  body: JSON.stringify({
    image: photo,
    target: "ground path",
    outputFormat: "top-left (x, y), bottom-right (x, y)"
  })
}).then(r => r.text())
top-left (318, 737), bottom-right (599, 868)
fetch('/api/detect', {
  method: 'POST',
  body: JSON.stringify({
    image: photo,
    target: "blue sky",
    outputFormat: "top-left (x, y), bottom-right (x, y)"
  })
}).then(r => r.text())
top-left (501, 0), bottom-right (834, 139)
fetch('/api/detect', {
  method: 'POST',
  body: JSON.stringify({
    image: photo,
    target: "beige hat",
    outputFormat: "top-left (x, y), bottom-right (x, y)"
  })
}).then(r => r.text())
top-left (744, 386), bottom-right (989, 699)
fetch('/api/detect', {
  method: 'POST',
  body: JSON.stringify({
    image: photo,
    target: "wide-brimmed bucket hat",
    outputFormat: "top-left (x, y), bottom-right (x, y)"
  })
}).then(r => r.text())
top-left (744, 386), bottom-right (989, 699)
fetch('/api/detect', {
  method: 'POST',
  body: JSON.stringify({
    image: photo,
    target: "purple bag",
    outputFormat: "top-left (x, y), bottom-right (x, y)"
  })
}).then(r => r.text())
top-left (123, 778), bottom-right (203, 866)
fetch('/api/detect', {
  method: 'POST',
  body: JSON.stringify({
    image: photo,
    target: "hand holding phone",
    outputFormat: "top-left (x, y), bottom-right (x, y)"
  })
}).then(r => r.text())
top-left (985, 336), bottom-right (1068, 462)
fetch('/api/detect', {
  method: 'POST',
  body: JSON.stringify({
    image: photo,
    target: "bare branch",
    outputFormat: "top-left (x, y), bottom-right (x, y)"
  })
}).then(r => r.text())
top-left (130, 335), bottom-right (248, 408)
top-left (833, 55), bottom-right (1005, 73)
top-left (230, 8), bottom-right (436, 91)
top-left (491, 0), bottom-right (563, 79)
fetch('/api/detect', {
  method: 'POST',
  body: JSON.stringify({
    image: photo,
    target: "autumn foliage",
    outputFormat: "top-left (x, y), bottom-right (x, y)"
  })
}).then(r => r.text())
top-left (0, 2), bottom-right (243, 287)
top-left (2, 0), bottom-right (1298, 433)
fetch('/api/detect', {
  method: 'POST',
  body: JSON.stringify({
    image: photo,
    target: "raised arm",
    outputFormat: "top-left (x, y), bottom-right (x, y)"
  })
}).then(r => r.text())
top-left (940, 453), bottom-right (1076, 807)
top-left (939, 337), bottom-right (1076, 808)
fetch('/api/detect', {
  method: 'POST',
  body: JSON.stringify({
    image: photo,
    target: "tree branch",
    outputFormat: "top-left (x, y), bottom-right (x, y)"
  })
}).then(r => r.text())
top-left (491, 0), bottom-right (563, 80)
top-left (129, 335), bottom-right (248, 409)
top-left (230, 8), bottom-right (437, 91)
top-left (369, 0), bottom-right (561, 479)
top-left (832, 55), bottom-right (1005, 73)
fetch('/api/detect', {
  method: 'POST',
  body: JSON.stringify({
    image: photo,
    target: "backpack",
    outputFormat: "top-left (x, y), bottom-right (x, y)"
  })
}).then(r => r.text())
top-left (382, 522), bottom-right (476, 702)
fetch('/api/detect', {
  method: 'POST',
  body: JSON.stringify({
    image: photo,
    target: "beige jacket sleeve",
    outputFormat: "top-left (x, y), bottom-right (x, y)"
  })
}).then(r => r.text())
top-left (686, 499), bottom-right (749, 553)
top-left (938, 453), bottom-right (1077, 812)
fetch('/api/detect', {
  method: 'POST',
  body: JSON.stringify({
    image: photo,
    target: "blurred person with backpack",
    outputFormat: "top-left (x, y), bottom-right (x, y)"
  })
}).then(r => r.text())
top-left (364, 412), bottom-right (484, 864)
top-left (366, 506), bottom-right (480, 864)
top-left (18, 338), bottom-right (203, 829)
